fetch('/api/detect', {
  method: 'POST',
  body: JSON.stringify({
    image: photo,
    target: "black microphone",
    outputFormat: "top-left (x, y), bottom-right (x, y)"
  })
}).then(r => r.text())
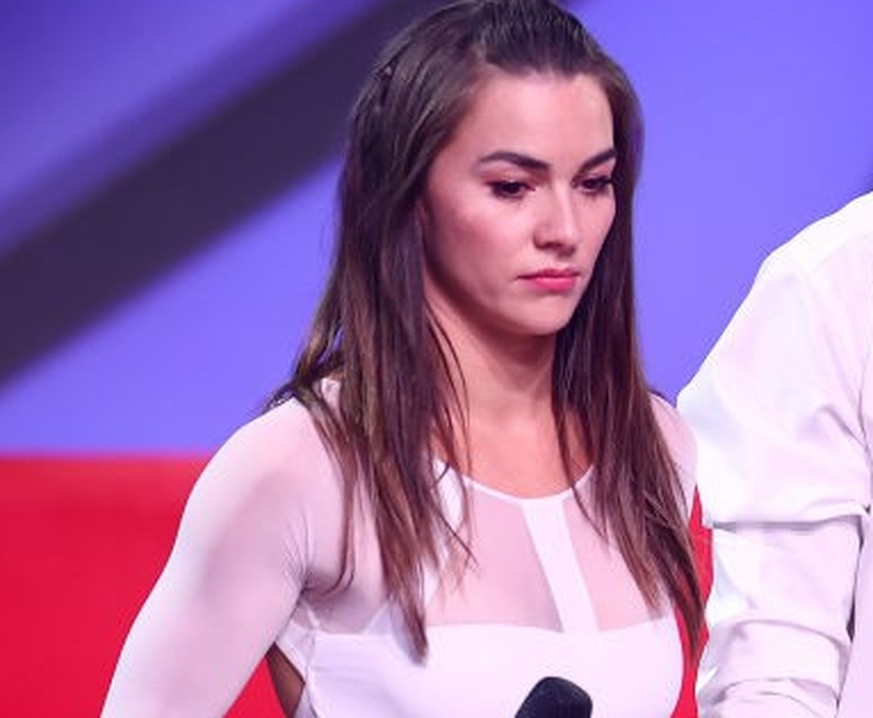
top-left (515, 676), bottom-right (593, 717)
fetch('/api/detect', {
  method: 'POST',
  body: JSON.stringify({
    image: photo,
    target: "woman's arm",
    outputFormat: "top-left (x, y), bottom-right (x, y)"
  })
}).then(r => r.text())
top-left (101, 403), bottom-right (326, 717)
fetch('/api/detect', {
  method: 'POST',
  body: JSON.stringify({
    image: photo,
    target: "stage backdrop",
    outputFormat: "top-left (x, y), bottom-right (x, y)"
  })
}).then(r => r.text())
top-left (1, 0), bottom-right (872, 452)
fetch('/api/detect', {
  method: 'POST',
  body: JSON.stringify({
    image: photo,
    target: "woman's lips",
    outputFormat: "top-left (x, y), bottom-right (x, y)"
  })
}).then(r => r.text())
top-left (520, 268), bottom-right (580, 292)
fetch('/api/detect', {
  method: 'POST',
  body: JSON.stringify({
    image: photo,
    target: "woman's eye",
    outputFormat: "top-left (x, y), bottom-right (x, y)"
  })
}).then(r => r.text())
top-left (578, 175), bottom-right (613, 194)
top-left (489, 180), bottom-right (529, 199)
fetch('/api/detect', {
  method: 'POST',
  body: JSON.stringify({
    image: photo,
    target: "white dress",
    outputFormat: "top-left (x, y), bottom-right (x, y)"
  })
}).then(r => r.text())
top-left (102, 391), bottom-right (695, 717)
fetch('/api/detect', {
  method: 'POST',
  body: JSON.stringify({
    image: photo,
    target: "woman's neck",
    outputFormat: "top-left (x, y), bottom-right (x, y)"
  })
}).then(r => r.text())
top-left (434, 311), bottom-right (557, 425)
top-left (432, 315), bottom-right (588, 496)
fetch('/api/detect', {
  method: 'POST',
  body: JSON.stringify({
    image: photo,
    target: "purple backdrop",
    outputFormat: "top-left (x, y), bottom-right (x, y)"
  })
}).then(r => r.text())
top-left (1, 0), bottom-right (871, 451)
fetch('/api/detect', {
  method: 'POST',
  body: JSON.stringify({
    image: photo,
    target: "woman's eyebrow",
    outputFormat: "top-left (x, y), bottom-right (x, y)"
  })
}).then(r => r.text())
top-left (477, 150), bottom-right (549, 171)
top-left (477, 146), bottom-right (617, 173)
top-left (578, 147), bottom-right (617, 173)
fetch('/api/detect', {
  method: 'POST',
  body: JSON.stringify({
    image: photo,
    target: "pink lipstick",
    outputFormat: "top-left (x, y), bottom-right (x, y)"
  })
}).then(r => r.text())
top-left (521, 268), bottom-right (580, 292)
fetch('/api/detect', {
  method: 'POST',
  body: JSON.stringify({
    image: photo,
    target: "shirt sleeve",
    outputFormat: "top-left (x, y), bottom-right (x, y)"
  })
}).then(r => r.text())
top-left (101, 402), bottom-right (333, 717)
top-left (678, 241), bottom-right (873, 718)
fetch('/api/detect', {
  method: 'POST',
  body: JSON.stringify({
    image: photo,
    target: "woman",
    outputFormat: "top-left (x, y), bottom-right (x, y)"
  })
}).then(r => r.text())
top-left (103, 1), bottom-right (702, 715)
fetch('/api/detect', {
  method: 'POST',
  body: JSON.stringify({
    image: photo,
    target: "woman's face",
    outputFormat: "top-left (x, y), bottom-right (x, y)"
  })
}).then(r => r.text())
top-left (421, 70), bottom-right (616, 346)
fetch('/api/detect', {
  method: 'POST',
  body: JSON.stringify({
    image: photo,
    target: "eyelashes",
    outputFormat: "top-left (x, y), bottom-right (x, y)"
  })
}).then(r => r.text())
top-left (489, 180), bottom-right (530, 199)
top-left (487, 175), bottom-right (614, 200)
top-left (577, 175), bottom-right (613, 194)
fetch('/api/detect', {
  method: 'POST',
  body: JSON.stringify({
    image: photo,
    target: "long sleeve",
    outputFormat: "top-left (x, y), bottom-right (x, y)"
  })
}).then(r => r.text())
top-left (678, 195), bottom-right (873, 718)
top-left (102, 401), bottom-right (338, 717)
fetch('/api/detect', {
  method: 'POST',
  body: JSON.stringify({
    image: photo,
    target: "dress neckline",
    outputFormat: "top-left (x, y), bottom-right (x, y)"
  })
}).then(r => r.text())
top-left (434, 459), bottom-right (593, 506)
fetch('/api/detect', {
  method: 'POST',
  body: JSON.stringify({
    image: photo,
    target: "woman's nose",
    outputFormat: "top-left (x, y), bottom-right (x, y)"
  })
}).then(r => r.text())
top-left (534, 190), bottom-right (582, 252)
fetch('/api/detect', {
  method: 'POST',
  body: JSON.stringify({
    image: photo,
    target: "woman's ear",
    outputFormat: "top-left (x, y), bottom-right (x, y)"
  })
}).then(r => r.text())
top-left (415, 200), bottom-right (430, 236)
top-left (415, 200), bottom-right (431, 249)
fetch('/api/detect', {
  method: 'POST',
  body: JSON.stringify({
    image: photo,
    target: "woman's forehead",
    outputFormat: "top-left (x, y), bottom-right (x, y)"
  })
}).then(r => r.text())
top-left (442, 71), bottom-right (614, 169)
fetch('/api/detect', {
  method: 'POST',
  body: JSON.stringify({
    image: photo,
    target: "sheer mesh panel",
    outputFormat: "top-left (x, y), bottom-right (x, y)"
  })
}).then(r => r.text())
top-left (427, 485), bottom-right (561, 628)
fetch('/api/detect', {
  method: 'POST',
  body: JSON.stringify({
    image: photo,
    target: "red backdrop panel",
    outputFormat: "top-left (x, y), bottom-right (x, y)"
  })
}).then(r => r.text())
top-left (0, 455), bottom-right (710, 716)
top-left (0, 456), bottom-right (282, 717)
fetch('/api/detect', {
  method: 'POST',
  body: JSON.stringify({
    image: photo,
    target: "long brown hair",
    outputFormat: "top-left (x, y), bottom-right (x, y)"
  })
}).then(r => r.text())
top-left (272, 0), bottom-right (702, 657)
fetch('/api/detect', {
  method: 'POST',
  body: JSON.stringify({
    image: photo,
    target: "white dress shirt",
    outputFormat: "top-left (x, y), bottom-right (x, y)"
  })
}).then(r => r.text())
top-left (679, 191), bottom-right (873, 717)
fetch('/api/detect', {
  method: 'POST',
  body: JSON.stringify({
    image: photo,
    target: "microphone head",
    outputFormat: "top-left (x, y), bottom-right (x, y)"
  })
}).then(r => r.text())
top-left (515, 676), bottom-right (593, 717)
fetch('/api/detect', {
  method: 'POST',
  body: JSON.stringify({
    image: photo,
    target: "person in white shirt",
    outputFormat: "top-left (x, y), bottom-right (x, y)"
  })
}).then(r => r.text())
top-left (679, 191), bottom-right (873, 717)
